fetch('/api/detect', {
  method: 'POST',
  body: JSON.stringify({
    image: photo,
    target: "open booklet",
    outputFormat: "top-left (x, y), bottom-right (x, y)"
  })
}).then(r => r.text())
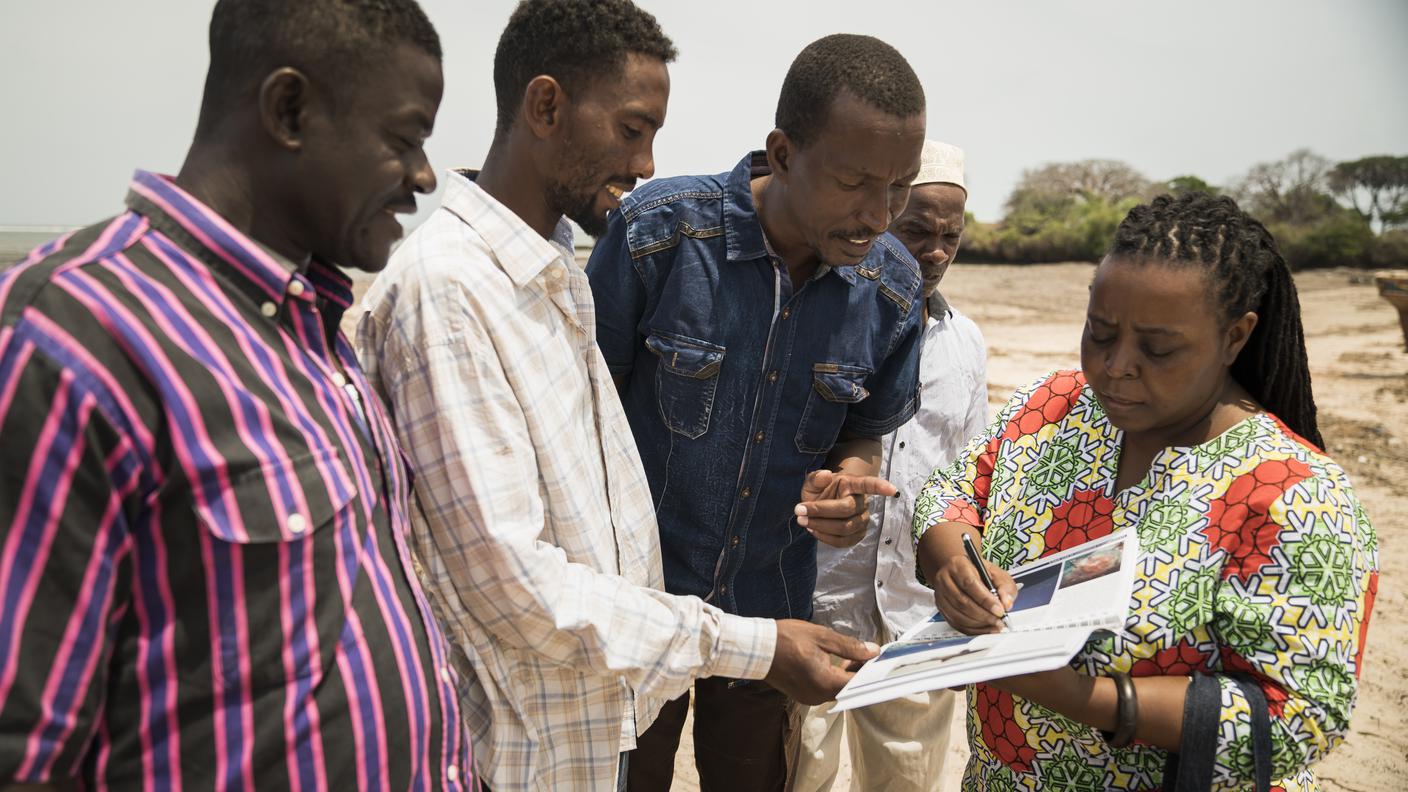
top-left (833, 529), bottom-right (1137, 712)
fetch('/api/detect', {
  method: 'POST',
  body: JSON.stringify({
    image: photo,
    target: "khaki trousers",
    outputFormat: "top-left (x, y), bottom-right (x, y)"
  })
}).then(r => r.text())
top-left (792, 689), bottom-right (956, 792)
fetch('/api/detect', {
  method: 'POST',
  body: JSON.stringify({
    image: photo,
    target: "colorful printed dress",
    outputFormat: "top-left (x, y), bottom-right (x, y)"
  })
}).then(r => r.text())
top-left (912, 371), bottom-right (1378, 792)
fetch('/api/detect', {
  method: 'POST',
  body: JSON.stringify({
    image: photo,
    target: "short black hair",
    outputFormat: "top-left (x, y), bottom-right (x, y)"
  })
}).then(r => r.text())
top-left (1109, 192), bottom-right (1323, 449)
top-left (775, 34), bottom-right (925, 149)
top-left (197, 0), bottom-right (441, 135)
top-left (493, 0), bottom-right (677, 132)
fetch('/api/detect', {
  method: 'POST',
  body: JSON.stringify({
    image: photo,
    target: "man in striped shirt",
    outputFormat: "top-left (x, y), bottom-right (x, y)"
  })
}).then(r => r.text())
top-left (0, 1), bottom-right (473, 789)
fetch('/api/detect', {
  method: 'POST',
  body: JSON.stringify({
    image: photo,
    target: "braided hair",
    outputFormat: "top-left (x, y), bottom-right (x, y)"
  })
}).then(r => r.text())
top-left (1107, 192), bottom-right (1323, 449)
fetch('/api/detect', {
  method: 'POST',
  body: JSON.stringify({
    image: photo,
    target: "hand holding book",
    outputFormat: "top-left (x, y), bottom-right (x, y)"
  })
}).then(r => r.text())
top-left (834, 530), bottom-right (1137, 712)
top-left (920, 526), bottom-right (1018, 634)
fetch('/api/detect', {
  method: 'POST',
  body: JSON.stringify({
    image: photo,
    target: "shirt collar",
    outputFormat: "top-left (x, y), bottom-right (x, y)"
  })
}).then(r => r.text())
top-left (722, 151), bottom-right (857, 286)
top-left (440, 169), bottom-right (573, 286)
top-left (927, 290), bottom-right (951, 319)
top-left (124, 170), bottom-right (354, 319)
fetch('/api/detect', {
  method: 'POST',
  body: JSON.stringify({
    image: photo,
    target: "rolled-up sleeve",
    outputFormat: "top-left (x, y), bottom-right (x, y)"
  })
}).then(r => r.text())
top-left (843, 296), bottom-right (923, 439)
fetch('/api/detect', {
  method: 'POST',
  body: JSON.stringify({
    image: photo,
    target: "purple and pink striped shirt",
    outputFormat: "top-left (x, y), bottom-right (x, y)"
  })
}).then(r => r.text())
top-left (0, 171), bottom-right (474, 791)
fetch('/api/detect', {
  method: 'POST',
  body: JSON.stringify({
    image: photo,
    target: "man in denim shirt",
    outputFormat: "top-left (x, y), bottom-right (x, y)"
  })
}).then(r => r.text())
top-left (588, 34), bottom-right (927, 792)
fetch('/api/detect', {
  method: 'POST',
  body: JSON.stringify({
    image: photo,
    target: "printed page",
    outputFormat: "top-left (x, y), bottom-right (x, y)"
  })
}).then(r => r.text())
top-left (834, 626), bottom-right (1094, 711)
top-left (834, 530), bottom-right (1138, 710)
top-left (894, 529), bottom-right (1136, 643)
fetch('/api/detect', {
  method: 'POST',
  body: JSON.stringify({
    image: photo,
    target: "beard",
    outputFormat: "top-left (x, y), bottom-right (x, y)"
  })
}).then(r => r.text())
top-left (548, 176), bottom-right (608, 238)
top-left (545, 129), bottom-right (632, 239)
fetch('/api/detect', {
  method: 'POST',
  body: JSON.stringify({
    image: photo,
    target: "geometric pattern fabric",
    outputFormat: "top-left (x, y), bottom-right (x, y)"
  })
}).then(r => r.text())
top-left (913, 371), bottom-right (1379, 791)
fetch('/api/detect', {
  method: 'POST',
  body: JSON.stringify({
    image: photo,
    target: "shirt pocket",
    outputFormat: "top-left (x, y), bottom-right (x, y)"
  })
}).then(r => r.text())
top-left (646, 330), bottom-right (726, 440)
top-left (180, 446), bottom-right (359, 692)
top-left (795, 363), bottom-right (871, 454)
top-left (189, 446), bottom-right (357, 544)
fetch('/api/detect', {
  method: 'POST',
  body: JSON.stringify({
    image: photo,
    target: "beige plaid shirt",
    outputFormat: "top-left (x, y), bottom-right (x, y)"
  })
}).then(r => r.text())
top-left (356, 171), bottom-right (775, 792)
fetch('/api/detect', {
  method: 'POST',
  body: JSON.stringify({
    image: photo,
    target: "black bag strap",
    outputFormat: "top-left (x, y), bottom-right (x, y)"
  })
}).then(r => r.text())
top-left (1163, 672), bottom-right (1273, 792)
top-left (1163, 672), bottom-right (1220, 791)
top-left (1231, 673), bottom-right (1274, 792)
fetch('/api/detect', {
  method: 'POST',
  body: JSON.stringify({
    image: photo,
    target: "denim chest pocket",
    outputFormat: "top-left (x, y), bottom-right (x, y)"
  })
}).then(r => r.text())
top-left (647, 331), bottom-right (726, 440)
top-left (796, 363), bottom-right (871, 454)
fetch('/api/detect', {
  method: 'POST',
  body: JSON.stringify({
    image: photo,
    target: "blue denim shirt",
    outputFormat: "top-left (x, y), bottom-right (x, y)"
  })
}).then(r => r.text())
top-left (587, 152), bottom-right (924, 621)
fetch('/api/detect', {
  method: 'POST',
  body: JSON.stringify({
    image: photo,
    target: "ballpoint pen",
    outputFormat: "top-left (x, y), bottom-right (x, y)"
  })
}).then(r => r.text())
top-left (961, 531), bottom-right (1010, 628)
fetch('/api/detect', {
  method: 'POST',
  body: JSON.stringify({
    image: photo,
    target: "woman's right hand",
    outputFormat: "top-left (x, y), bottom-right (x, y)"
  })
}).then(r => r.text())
top-left (932, 554), bottom-right (1018, 634)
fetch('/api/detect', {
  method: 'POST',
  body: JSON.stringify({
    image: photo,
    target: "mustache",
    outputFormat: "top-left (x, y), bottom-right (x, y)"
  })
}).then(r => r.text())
top-left (384, 196), bottom-right (419, 214)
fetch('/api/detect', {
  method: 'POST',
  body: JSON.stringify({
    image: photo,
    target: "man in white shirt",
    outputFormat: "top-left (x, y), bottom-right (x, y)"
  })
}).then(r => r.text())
top-left (354, 2), bottom-right (874, 790)
top-left (793, 141), bottom-right (987, 792)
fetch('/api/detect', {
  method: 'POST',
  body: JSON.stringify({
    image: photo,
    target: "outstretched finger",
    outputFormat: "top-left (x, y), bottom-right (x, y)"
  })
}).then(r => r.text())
top-left (836, 475), bottom-right (898, 499)
top-left (813, 628), bottom-right (880, 664)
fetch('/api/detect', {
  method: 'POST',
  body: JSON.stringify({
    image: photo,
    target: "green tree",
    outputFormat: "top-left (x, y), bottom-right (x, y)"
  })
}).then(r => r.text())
top-left (1165, 175), bottom-right (1218, 196)
top-left (1267, 206), bottom-right (1375, 270)
top-left (1232, 149), bottom-right (1336, 226)
top-left (1011, 159), bottom-right (1152, 206)
top-left (1328, 155), bottom-right (1408, 233)
top-left (962, 159), bottom-right (1150, 263)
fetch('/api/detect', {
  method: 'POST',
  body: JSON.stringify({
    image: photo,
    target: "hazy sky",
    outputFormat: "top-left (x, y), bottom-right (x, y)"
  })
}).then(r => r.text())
top-left (1, 0), bottom-right (1405, 227)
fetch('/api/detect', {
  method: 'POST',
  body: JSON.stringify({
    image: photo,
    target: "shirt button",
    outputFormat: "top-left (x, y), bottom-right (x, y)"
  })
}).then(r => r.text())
top-left (740, 487), bottom-right (751, 499)
top-left (884, 538), bottom-right (893, 545)
top-left (331, 371), bottom-right (348, 388)
top-left (260, 301), bottom-right (278, 318)
top-left (876, 579), bottom-right (884, 588)
top-left (898, 441), bottom-right (906, 449)
top-left (730, 536), bottom-right (740, 548)
top-left (753, 431), bottom-right (765, 444)
top-left (287, 279), bottom-right (306, 297)
top-left (440, 666), bottom-right (453, 685)
top-left (781, 307), bottom-right (791, 320)
top-left (446, 765), bottom-right (459, 783)
top-left (720, 584), bottom-right (729, 595)
top-left (287, 513), bottom-right (308, 534)
top-left (767, 371), bottom-right (779, 384)
top-left (548, 267), bottom-right (563, 281)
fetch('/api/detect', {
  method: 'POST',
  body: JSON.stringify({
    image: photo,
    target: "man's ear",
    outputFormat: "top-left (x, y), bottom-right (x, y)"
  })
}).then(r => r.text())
top-left (521, 75), bottom-right (568, 140)
top-left (764, 128), bottom-right (793, 182)
top-left (1223, 310), bottom-right (1258, 365)
top-left (258, 67), bottom-right (313, 151)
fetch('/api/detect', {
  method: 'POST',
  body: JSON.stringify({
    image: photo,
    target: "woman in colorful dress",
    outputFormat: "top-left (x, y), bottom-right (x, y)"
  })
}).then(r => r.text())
top-left (913, 192), bottom-right (1378, 791)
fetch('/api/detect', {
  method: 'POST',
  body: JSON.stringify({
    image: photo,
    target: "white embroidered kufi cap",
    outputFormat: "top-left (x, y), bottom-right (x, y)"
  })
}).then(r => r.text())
top-left (914, 140), bottom-right (966, 194)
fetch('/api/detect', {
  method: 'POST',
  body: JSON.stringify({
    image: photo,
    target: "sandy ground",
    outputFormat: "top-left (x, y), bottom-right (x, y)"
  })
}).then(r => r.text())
top-left (663, 263), bottom-right (1408, 792)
